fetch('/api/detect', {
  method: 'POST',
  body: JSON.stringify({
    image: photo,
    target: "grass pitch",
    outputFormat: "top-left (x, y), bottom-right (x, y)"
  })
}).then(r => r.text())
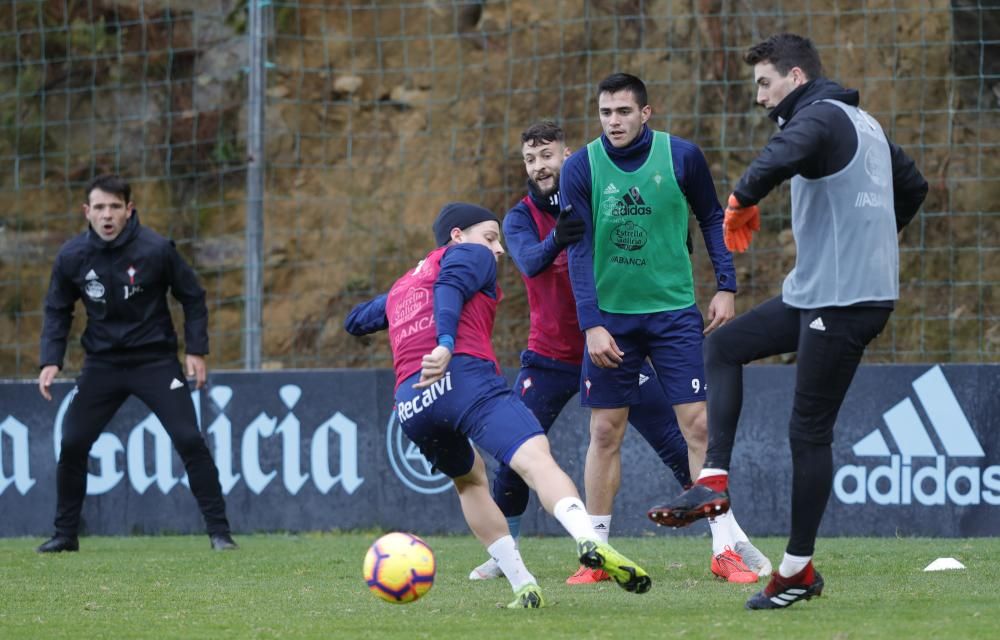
top-left (0, 534), bottom-right (995, 639)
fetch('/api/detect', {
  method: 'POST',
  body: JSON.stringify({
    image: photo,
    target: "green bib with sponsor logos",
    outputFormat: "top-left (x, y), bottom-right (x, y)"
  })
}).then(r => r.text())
top-left (587, 131), bottom-right (694, 313)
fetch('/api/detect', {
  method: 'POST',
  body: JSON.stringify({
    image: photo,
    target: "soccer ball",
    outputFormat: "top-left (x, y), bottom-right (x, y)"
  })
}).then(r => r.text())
top-left (363, 532), bottom-right (436, 604)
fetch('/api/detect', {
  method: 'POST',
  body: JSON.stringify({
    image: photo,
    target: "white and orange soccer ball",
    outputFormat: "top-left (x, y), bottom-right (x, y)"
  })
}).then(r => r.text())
top-left (363, 532), bottom-right (436, 604)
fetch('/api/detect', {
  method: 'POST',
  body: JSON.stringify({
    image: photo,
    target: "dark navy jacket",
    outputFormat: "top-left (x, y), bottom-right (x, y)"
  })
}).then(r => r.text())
top-left (40, 214), bottom-right (208, 368)
top-left (733, 78), bottom-right (928, 232)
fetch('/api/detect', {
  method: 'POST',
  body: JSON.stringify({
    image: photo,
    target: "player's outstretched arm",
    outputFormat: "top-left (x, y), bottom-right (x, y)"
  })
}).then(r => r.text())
top-left (344, 293), bottom-right (389, 336)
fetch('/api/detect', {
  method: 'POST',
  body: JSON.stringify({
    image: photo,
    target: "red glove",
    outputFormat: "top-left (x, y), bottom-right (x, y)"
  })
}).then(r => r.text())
top-left (723, 194), bottom-right (760, 253)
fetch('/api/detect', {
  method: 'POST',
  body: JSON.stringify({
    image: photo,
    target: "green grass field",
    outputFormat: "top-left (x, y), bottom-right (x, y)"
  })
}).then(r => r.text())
top-left (0, 534), bottom-right (995, 639)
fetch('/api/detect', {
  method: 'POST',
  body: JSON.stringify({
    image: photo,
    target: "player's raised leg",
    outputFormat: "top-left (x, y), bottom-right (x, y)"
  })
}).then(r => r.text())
top-left (645, 311), bottom-right (769, 581)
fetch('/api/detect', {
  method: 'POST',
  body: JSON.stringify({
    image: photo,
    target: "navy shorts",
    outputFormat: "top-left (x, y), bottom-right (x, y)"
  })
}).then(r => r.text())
top-left (513, 350), bottom-right (581, 431)
top-left (581, 304), bottom-right (706, 408)
top-left (395, 355), bottom-right (544, 478)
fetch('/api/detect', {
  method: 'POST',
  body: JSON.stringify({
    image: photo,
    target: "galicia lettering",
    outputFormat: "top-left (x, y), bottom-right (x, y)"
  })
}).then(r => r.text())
top-left (0, 384), bottom-right (366, 499)
top-left (0, 415), bottom-right (36, 495)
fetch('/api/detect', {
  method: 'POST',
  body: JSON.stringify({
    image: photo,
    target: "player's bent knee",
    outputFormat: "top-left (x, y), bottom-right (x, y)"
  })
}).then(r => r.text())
top-left (703, 330), bottom-right (727, 366)
top-left (508, 436), bottom-right (560, 482)
top-left (453, 464), bottom-right (490, 492)
top-left (674, 401), bottom-right (707, 428)
top-left (590, 430), bottom-right (624, 453)
top-left (704, 324), bottom-right (746, 366)
top-left (589, 418), bottom-right (627, 450)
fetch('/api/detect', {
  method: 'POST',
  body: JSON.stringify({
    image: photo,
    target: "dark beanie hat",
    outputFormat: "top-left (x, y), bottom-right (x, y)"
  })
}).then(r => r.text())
top-left (432, 202), bottom-right (500, 247)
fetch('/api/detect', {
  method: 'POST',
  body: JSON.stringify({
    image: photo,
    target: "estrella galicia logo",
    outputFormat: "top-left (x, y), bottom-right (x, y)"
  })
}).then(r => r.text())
top-left (863, 145), bottom-right (890, 188)
top-left (610, 221), bottom-right (648, 251)
top-left (83, 269), bottom-right (106, 302)
top-left (385, 409), bottom-right (453, 495)
top-left (834, 365), bottom-right (1000, 506)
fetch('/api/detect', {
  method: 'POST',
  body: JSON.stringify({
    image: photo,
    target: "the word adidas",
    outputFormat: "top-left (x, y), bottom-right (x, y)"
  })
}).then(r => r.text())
top-left (834, 366), bottom-right (1000, 506)
top-left (603, 183), bottom-right (620, 195)
top-left (610, 188), bottom-right (652, 216)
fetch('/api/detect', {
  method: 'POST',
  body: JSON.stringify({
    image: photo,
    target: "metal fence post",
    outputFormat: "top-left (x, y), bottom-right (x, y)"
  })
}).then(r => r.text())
top-left (244, 0), bottom-right (267, 370)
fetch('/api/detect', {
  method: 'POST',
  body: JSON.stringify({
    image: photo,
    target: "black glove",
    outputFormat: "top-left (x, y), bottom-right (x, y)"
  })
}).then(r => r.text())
top-left (553, 205), bottom-right (585, 246)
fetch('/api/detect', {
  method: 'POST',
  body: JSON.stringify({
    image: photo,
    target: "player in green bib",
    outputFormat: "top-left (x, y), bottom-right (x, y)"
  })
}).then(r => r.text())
top-left (560, 73), bottom-right (771, 582)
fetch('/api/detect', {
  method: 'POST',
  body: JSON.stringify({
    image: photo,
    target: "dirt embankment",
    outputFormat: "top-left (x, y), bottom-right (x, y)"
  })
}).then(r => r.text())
top-left (1, 1), bottom-right (994, 376)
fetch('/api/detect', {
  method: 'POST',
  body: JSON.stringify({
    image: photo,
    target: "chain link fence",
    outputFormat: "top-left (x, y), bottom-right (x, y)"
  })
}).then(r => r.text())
top-left (1, 0), bottom-right (997, 378)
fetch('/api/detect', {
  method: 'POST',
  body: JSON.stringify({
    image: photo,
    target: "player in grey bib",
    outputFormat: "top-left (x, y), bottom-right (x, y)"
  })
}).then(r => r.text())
top-left (649, 33), bottom-right (928, 611)
top-left (784, 98), bottom-right (899, 308)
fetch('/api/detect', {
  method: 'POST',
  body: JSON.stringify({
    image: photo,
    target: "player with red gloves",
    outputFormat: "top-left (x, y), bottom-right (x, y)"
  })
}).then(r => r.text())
top-left (648, 33), bottom-right (928, 610)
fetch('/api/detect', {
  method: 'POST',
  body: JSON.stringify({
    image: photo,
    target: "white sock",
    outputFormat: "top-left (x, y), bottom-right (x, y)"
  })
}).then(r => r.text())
top-left (697, 468), bottom-right (728, 480)
top-left (726, 506), bottom-right (750, 544)
top-left (488, 535), bottom-right (536, 591)
top-left (778, 552), bottom-right (812, 578)
top-left (590, 515), bottom-right (611, 543)
top-left (708, 511), bottom-right (736, 556)
top-left (553, 496), bottom-right (596, 541)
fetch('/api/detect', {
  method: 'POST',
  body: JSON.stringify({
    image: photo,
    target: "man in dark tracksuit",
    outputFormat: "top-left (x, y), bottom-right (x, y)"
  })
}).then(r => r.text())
top-left (36, 174), bottom-right (237, 553)
top-left (650, 34), bottom-right (928, 609)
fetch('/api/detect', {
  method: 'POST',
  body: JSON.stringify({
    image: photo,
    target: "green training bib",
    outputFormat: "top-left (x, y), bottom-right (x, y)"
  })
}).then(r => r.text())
top-left (587, 131), bottom-right (695, 313)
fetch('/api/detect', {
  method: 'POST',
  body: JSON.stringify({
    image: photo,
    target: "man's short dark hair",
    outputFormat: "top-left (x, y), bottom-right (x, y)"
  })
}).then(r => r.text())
top-left (521, 121), bottom-right (564, 147)
top-left (597, 73), bottom-right (648, 108)
top-left (86, 174), bottom-right (131, 204)
top-left (744, 33), bottom-right (823, 80)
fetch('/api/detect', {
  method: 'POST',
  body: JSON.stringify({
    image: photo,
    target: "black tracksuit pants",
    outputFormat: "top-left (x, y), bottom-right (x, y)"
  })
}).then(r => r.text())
top-left (54, 358), bottom-right (230, 537)
top-left (703, 296), bottom-right (891, 556)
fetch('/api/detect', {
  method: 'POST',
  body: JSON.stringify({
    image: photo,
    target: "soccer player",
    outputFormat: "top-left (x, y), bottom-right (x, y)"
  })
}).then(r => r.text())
top-left (648, 34), bottom-right (928, 610)
top-left (36, 174), bottom-right (237, 553)
top-left (469, 121), bottom-right (694, 585)
top-left (560, 73), bottom-right (770, 582)
top-left (344, 202), bottom-right (652, 608)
